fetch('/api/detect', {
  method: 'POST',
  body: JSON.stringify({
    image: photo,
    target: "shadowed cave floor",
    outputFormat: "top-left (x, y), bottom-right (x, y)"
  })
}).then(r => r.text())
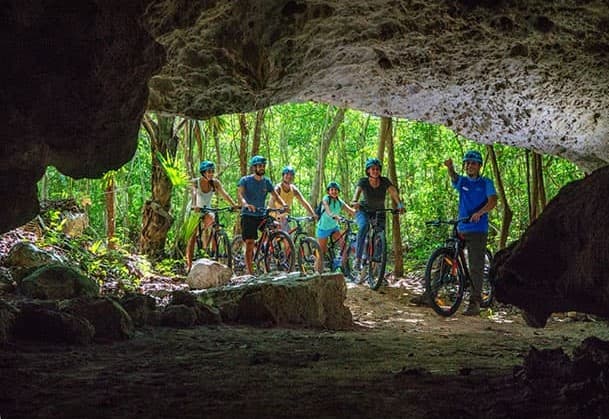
top-left (1, 284), bottom-right (608, 419)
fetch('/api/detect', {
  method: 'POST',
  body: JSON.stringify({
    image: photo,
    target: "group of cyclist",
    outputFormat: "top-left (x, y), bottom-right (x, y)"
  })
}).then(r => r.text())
top-left (187, 150), bottom-right (496, 316)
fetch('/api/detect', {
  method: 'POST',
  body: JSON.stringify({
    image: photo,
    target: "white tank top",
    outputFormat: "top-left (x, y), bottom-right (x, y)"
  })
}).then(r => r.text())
top-left (194, 177), bottom-right (214, 208)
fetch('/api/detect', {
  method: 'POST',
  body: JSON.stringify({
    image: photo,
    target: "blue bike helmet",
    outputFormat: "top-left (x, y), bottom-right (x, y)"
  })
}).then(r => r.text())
top-left (326, 181), bottom-right (341, 191)
top-left (462, 150), bottom-right (483, 164)
top-left (365, 157), bottom-right (382, 171)
top-left (249, 155), bottom-right (267, 166)
top-left (199, 160), bottom-right (215, 173)
top-left (281, 165), bottom-right (295, 176)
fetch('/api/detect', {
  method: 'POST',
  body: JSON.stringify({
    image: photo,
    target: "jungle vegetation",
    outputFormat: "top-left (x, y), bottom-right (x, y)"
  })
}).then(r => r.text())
top-left (36, 102), bottom-right (582, 282)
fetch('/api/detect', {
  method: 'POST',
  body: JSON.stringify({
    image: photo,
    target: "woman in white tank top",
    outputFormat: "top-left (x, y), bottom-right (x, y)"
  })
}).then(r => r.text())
top-left (186, 160), bottom-right (239, 271)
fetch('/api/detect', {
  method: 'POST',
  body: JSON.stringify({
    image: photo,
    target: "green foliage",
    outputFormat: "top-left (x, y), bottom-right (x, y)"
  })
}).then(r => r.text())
top-left (36, 103), bottom-right (583, 274)
top-left (157, 151), bottom-right (189, 189)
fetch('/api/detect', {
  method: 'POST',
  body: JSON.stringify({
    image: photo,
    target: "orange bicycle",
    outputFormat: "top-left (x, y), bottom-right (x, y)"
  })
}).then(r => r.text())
top-left (231, 208), bottom-right (296, 275)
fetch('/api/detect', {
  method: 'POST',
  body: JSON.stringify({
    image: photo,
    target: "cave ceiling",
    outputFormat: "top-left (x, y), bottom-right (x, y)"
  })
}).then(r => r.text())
top-left (3, 0), bottom-right (609, 232)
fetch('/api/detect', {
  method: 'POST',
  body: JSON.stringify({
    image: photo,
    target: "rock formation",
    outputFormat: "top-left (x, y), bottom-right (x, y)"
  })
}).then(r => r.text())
top-left (4, 0), bottom-right (609, 233)
top-left (493, 165), bottom-right (609, 327)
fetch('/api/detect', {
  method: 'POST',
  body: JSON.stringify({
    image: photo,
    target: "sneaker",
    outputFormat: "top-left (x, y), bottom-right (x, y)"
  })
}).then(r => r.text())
top-left (463, 302), bottom-right (480, 316)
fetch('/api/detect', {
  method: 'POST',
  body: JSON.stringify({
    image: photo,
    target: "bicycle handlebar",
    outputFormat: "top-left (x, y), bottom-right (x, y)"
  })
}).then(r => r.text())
top-left (287, 215), bottom-right (315, 223)
top-left (336, 216), bottom-right (356, 225)
top-left (199, 206), bottom-right (236, 214)
top-left (358, 206), bottom-right (402, 215)
top-left (253, 207), bottom-right (288, 215)
top-left (425, 217), bottom-right (470, 227)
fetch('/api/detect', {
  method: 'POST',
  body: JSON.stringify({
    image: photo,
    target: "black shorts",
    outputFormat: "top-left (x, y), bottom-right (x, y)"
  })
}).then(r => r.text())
top-left (241, 215), bottom-right (264, 240)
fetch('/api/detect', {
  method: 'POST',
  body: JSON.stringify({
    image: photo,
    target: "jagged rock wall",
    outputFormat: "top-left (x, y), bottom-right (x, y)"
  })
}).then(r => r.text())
top-left (145, 0), bottom-right (609, 170)
top-left (3, 0), bottom-right (609, 232)
top-left (2, 1), bottom-right (164, 232)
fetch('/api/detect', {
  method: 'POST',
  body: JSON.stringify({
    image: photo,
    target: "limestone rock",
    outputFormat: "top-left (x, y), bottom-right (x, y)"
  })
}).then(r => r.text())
top-left (13, 302), bottom-right (95, 345)
top-left (168, 290), bottom-right (222, 325)
top-left (0, 267), bottom-right (15, 293)
top-left (160, 304), bottom-right (197, 328)
top-left (61, 297), bottom-right (134, 341)
top-left (186, 259), bottom-right (233, 290)
top-left (19, 263), bottom-right (99, 300)
top-left (204, 273), bottom-right (353, 330)
top-left (0, 300), bottom-right (18, 345)
top-left (5, 242), bottom-right (63, 282)
top-left (61, 212), bottom-right (89, 237)
top-left (120, 293), bottom-right (158, 327)
top-left (4, 1), bottom-right (609, 233)
top-left (493, 165), bottom-right (609, 327)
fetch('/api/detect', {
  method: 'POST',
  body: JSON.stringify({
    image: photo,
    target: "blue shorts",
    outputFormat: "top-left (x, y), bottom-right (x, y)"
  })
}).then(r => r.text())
top-left (317, 226), bottom-right (339, 239)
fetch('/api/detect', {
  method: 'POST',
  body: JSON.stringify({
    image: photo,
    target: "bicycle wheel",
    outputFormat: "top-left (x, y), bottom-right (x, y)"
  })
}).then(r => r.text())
top-left (365, 231), bottom-right (387, 290)
top-left (264, 230), bottom-right (296, 273)
top-left (297, 237), bottom-right (322, 275)
top-left (230, 235), bottom-right (246, 275)
top-left (338, 235), bottom-right (357, 281)
top-left (424, 247), bottom-right (465, 316)
top-left (212, 230), bottom-right (232, 268)
top-left (480, 248), bottom-right (495, 308)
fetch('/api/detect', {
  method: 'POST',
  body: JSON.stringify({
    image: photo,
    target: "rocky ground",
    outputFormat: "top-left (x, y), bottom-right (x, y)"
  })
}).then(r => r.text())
top-left (2, 271), bottom-right (608, 419)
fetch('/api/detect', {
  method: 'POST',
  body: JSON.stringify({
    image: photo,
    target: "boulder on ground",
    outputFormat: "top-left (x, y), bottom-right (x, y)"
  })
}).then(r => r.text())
top-left (0, 300), bottom-right (18, 345)
top-left (61, 297), bottom-right (134, 341)
top-left (19, 263), bottom-right (99, 300)
top-left (187, 258), bottom-right (233, 289)
top-left (169, 290), bottom-right (222, 325)
top-left (161, 304), bottom-right (198, 327)
top-left (5, 242), bottom-right (63, 282)
top-left (120, 293), bottom-right (158, 327)
top-left (203, 273), bottom-right (353, 330)
top-left (13, 301), bottom-right (94, 345)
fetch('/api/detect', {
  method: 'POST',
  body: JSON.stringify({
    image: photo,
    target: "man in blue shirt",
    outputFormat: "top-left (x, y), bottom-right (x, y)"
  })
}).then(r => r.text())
top-left (444, 150), bottom-right (497, 315)
top-left (237, 155), bottom-right (287, 275)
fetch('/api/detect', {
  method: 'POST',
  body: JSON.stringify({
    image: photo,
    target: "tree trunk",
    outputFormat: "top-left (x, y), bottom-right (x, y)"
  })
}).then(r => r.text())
top-left (528, 151), bottom-right (546, 222)
top-left (104, 173), bottom-right (117, 250)
top-left (239, 114), bottom-right (249, 176)
top-left (377, 117), bottom-right (390, 162)
top-left (193, 120), bottom-right (203, 163)
top-left (486, 144), bottom-right (512, 249)
top-left (385, 117), bottom-right (404, 276)
top-left (534, 152), bottom-right (547, 210)
top-left (139, 114), bottom-right (178, 260)
top-left (311, 107), bottom-right (346, 205)
top-left (251, 109), bottom-right (265, 157)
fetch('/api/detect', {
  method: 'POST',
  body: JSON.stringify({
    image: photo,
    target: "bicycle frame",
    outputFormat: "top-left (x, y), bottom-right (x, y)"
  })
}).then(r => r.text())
top-left (251, 209), bottom-right (283, 265)
top-left (424, 217), bottom-right (495, 316)
top-left (430, 218), bottom-right (474, 288)
top-left (326, 217), bottom-right (354, 264)
top-left (196, 207), bottom-right (232, 252)
top-left (358, 208), bottom-right (398, 289)
top-left (287, 215), bottom-right (315, 242)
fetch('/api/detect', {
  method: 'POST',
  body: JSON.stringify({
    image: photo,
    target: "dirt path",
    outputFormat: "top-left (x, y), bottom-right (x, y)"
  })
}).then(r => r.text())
top-left (1, 283), bottom-right (608, 419)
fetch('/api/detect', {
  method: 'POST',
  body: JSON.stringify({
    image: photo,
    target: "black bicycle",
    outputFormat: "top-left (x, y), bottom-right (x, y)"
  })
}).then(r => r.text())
top-left (287, 215), bottom-right (322, 275)
top-left (231, 208), bottom-right (296, 275)
top-left (357, 208), bottom-right (400, 290)
top-left (193, 206), bottom-right (234, 268)
top-left (324, 216), bottom-right (358, 279)
top-left (423, 217), bottom-right (495, 316)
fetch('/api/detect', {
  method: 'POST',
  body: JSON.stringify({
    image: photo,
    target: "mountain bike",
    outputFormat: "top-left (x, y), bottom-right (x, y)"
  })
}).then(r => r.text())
top-left (324, 216), bottom-right (358, 280)
top-left (357, 208), bottom-right (400, 290)
top-left (287, 215), bottom-right (322, 275)
top-left (423, 218), bottom-right (495, 316)
top-left (193, 206), bottom-right (234, 267)
top-left (231, 208), bottom-right (296, 275)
